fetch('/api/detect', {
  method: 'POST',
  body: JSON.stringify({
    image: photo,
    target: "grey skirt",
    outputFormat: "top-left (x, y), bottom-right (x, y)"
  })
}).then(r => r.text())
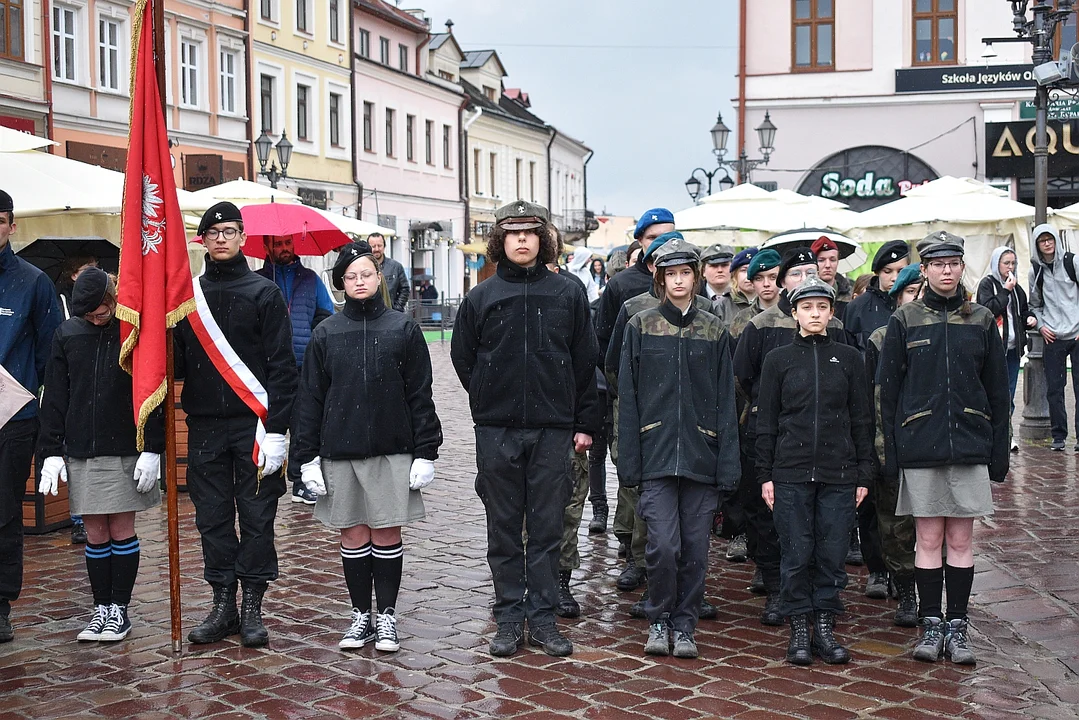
top-left (68, 456), bottom-right (162, 515)
top-left (896, 464), bottom-right (994, 518)
top-left (316, 454), bottom-right (425, 530)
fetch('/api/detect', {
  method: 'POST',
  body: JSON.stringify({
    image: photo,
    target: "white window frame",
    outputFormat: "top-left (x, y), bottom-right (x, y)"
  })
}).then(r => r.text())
top-left (219, 48), bottom-right (237, 115)
top-left (179, 37), bottom-right (201, 109)
top-left (291, 70), bottom-right (319, 154)
top-left (295, 0), bottom-right (312, 36)
top-left (97, 16), bottom-right (120, 91)
top-left (326, 81), bottom-right (350, 159)
top-left (256, 60), bottom-right (284, 135)
top-left (358, 28), bottom-right (370, 58)
top-left (51, 3), bottom-right (79, 83)
top-left (296, 83), bottom-right (311, 141)
top-left (379, 36), bottom-right (389, 64)
top-left (217, 35), bottom-right (245, 117)
top-left (327, 0), bottom-right (344, 48)
top-left (258, 0), bottom-right (279, 27)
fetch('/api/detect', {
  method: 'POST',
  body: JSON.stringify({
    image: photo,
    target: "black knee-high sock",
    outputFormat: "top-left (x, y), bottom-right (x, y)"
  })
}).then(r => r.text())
top-left (341, 544), bottom-right (372, 612)
top-left (372, 542), bottom-right (403, 613)
top-left (915, 566), bottom-right (944, 620)
top-left (944, 564), bottom-right (975, 621)
top-left (85, 541), bottom-right (112, 607)
top-left (110, 536), bottom-right (140, 606)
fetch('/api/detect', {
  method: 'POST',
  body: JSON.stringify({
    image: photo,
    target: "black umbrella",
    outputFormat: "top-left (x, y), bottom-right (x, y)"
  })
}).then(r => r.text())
top-left (16, 237), bottom-right (120, 284)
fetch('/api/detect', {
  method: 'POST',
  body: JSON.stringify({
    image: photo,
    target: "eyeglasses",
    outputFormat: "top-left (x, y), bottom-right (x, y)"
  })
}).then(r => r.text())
top-left (927, 260), bottom-right (963, 272)
top-left (343, 271), bottom-right (379, 283)
top-left (785, 267), bottom-right (818, 281)
top-left (85, 309), bottom-right (113, 322)
top-left (203, 227), bottom-right (240, 240)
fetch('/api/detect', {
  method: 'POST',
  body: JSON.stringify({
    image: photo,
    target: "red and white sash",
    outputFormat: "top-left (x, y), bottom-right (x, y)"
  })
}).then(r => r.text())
top-left (187, 276), bottom-right (269, 466)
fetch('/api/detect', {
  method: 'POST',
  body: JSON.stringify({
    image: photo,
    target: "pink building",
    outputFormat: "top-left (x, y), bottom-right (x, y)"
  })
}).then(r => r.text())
top-left (352, 0), bottom-right (466, 298)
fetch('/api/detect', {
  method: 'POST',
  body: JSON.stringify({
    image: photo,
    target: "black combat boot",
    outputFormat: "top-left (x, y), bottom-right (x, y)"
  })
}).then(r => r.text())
top-left (588, 503), bottom-right (608, 534)
top-left (811, 611), bottom-right (850, 664)
top-left (786, 613), bottom-right (812, 665)
top-left (239, 582), bottom-right (269, 648)
top-left (556, 570), bottom-right (580, 618)
top-left (188, 583), bottom-right (240, 644)
top-left (893, 574), bottom-right (918, 628)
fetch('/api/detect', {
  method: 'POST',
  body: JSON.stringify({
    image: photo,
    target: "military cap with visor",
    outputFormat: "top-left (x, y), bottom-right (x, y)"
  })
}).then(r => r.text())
top-left (198, 201), bottom-right (244, 237)
top-left (788, 275), bottom-right (837, 307)
top-left (652, 233), bottom-right (701, 268)
top-left (494, 200), bottom-right (550, 231)
top-left (701, 243), bottom-right (735, 265)
top-left (918, 230), bottom-right (965, 260)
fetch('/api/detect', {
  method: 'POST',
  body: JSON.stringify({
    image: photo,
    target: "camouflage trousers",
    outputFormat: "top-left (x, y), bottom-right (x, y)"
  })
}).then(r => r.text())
top-left (609, 397), bottom-right (647, 564)
top-left (559, 450), bottom-right (590, 571)
top-left (875, 478), bottom-right (916, 577)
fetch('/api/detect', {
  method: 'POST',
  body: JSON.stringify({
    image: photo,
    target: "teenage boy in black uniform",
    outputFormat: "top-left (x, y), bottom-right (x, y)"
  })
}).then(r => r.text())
top-left (175, 201), bottom-right (297, 647)
top-left (451, 201), bottom-right (600, 658)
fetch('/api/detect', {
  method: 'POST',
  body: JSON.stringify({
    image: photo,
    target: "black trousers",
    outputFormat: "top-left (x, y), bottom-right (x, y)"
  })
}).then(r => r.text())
top-left (1043, 336), bottom-right (1079, 443)
top-left (773, 482), bottom-right (855, 617)
top-left (739, 442), bottom-right (781, 590)
top-left (857, 494), bottom-right (887, 575)
top-left (637, 476), bottom-right (718, 633)
top-left (186, 417), bottom-right (286, 588)
top-left (0, 419), bottom-right (36, 606)
top-left (587, 390), bottom-right (610, 508)
top-left (474, 426), bottom-right (573, 627)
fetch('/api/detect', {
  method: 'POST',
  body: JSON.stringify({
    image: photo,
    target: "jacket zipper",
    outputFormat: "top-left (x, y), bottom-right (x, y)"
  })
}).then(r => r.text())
top-left (675, 320), bottom-right (684, 478)
top-left (91, 329), bottom-right (102, 456)
top-left (943, 306), bottom-right (954, 458)
top-left (811, 340), bottom-right (819, 483)
top-left (523, 281), bottom-right (529, 426)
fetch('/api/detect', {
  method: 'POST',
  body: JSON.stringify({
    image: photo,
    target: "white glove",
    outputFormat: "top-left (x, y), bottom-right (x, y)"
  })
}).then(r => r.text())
top-left (300, 457), bottom-right (326, 497)
top-left (409, 458), bottom-right (435, 491)
top-left (133, 452), bottom-right (161, 493)
top-left (257, 433), bottom-right (288, 476)
top-left (39, 456), bottom-right (68, 496)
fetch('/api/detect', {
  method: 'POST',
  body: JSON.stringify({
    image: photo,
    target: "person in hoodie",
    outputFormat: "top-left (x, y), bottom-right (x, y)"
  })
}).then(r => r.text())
top-left (290, 241), bottom-right (442, 654)
top-left (1026, 224), bottom-right (1079, 451)
top-left (566, 247), bottom-right (600, 303)
top-left (976, 246), bottom-right (1036, 452)
top-left (256, 234), bottom-right (335, 505)
top-left (618, 237), bottom-right (739, 659)
top-left (451, 200), bottom-right (600, 659)
top-left (37, 269), bottom-right (164, 644)
top-left (844, 240), bottom-right (910, 350)
top-left (756, 276), bottom-right (872, 666)
top-left (878, 230), bottom-right (1009, 667)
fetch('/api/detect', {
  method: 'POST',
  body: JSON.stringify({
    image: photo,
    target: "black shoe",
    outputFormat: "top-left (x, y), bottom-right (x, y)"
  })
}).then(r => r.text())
top-left (528, 623), bottom-right (573, 657)
top-left (0, 604), bottom-right (12, 643)
top-left (811, 611), bottom-right (850, 664)
top-left (588, 504), bottom-right (608, 534)
top-left (846, 529), bottom-right (863, 566)
top-left (291, 486), bottom-right (317, 505)
top-left (749, 566), bottom-right (766, 595)
top-left (865, 571), bottom-right (889, 600)
top-left (188, 583), bottom-right (240, 644)
top-left (489, 622), bottom-right (524, 656)
top-left (725, 534), bottom-right (748, 563)
top-left (629, 598), bottom-right (647, 619)
top-left (893, 574), bottom-right (918, 628)
top-left (699, 598), bottom-right (718, 620)
top-left (786, 613), bottom-right (812, 665)
top-left (239, 583), bottom-right (269, 648)
top-left (71, 520), bottom-right (87, 545)
top-left (556, 570), bottom-right (580, 618)
top-left (617, 562), bottom-right (646, 592)
top-left (760, 593), bottom-right (783, 626)
top-left (1050, 439), bottom-right (1066, 451)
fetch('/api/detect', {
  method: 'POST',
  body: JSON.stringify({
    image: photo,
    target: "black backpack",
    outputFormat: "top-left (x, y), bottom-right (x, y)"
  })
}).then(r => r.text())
top-left (1033, 252), bottom-right (1078, 295)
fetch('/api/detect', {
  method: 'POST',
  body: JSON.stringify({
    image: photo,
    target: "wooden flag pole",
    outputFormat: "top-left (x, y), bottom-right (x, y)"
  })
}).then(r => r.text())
top-left (151, 0), bottom-right (183, 655)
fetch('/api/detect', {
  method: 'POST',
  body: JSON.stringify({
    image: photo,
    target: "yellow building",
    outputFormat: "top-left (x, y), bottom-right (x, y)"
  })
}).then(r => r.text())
top-left (252, 0), bottom-right (356, 212)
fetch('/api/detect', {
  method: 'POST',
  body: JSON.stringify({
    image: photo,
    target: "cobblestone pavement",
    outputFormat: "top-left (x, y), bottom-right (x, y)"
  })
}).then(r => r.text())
top-left (2, 343), bottom-right (1078, 719)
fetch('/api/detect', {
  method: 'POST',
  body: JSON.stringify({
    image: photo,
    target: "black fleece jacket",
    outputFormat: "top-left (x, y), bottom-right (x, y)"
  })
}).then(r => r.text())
top-left (877, 287), bottom-right (1010, 482)
top-left (844, 279), bottom-right (895, 350)
top-left (290, 293), bottom-right (442, 465)
top-left (595, 256), bottom-right (653, 371)
top-left (450, 259), bottom-right (601, 434)
top-left (174, 253), bottom-right (298, 433)
top-left (755, 333), bottom-right (872, 487)
top-left (38, 317), bottom-right (165, 458)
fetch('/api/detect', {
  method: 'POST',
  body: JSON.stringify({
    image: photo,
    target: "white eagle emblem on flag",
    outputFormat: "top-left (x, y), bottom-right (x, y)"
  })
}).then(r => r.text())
top-left (141, 173), bottom-right (166, 255)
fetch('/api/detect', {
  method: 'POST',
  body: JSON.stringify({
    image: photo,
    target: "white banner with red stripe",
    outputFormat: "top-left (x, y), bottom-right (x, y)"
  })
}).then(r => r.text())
top-left (187, 276), bottom-right (268, 466)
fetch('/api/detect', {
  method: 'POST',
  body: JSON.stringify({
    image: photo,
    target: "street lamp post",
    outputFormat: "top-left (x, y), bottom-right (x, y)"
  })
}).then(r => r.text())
top-left (254, 130), bottom-right (294, 189)
top-left (684, 111), bottom-right (777, 203)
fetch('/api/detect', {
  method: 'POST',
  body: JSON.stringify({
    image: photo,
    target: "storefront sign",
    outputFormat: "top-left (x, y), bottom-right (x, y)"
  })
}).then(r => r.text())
top-left (298, 187), bottom-right (328, 209)
top-left (183, 154), bottom-right (224, 190)
top-left (985, 119), bottom-right (1079, 178)
top-left (1019, 99), bottom-right (1079, 120)
top-left (66, 140), bottom-right (127, 172)
top-left (796, 146), bottom-right (938, 212)
top-left (223, 160), bottom-right (246, 182)
top-left (895, 64), bottom-right (1033, 94)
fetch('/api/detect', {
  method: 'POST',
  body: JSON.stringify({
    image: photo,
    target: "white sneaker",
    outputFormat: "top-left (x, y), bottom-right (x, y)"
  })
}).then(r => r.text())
top-left (98, 604), bottom-right (131, 642)
top-left (338, 609), bottom-right (375, 649)
top-left (374, 608), bottom-right (400, 652)
top-left (77, 605), bottom-right (110, 641)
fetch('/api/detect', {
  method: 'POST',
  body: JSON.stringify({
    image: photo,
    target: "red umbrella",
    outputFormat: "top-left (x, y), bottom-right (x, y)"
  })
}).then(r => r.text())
top-left (235, 203), bottom-right (350, 258)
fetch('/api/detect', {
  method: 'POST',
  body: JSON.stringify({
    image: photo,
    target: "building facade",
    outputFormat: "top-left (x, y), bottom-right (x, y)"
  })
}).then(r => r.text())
top-left (0, 0), bottom-right (50, 137)
top-left (742, 1), bottom-right (1075, 211)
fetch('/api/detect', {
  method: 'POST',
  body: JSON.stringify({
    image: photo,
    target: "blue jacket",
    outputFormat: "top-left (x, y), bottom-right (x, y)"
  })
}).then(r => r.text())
top-left (257, 259), bottom-right (334, 366)
top-left (0, 243), bottom-right (61, 421)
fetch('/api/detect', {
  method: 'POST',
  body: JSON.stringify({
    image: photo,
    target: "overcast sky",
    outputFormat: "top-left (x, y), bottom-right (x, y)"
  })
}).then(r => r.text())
top-left (416, 0), bottom-right (739, 218)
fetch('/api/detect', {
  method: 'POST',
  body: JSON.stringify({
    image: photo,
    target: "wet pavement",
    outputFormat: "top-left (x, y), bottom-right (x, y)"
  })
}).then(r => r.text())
top-left (2, 343), bottom-right (1078, 720)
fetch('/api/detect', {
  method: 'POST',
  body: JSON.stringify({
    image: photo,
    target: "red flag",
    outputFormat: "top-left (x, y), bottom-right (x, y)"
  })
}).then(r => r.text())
top-left (116, 0), bottom-right (194, 449)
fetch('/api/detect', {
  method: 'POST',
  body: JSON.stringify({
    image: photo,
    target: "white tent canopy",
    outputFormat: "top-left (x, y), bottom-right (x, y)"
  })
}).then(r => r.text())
top-left (190, 179), bottom-right (301, 206)
top-left (0, 126), bottom-right (57, 152)
top-left (312, 208), bottom-right (395, 237)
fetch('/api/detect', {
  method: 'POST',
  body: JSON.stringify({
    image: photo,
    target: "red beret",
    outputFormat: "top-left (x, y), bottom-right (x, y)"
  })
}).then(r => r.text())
top-left (811, 236), bottom-right (838, 255)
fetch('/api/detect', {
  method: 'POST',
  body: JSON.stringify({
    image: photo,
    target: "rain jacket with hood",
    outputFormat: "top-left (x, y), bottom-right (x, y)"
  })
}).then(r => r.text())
top-left (976, 246), bottom-right (1033, 357)
top-left (1028, 223), bottom-right (1079, 340)
top-left (567, 249), bottom-right (600, 303)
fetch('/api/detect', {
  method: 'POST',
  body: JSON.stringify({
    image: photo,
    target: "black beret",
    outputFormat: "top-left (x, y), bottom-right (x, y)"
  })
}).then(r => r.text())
top-left (332, 241), bottom-right (375, 290)
top-left (0, 188), bottom-right (12, 213)
top-left (71, 267), bottom-right (110, 317)
top-left (778, 246), bottom-right (816, 285)
top-left (872, 240), bottom-right (910, 272)
top-left (197, 201), bottom-right (243, 237)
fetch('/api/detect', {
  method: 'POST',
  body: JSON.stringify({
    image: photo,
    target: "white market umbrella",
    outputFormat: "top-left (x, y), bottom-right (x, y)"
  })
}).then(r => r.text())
top-left (0, 126), bottom-right (57, 152)
top-left (190, 179), bottom-right (301, 206)
top-left (312, 208), bottom-right (395, 237)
